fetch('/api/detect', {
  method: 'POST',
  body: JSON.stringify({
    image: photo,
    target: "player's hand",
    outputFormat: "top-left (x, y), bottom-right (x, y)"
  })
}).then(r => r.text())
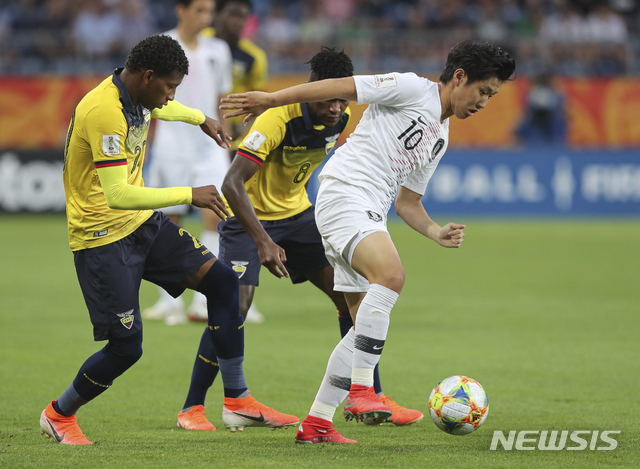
top-left (436, 222), bottom-right (466, 248)
top-left (256, 238), bottom-right (289, 279)
top-left (220, 92), bottom-right (274, 126)
top-left (191, 185), bottom-right (230, 221)
top-left (200, 116), bottom-right (232, 149)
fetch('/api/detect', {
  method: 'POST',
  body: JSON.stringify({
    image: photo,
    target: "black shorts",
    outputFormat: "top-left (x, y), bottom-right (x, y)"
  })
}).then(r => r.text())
top-left (73, 211), bottom-right (214, 341)
top-left (218, 206), bottom-right (330, 286)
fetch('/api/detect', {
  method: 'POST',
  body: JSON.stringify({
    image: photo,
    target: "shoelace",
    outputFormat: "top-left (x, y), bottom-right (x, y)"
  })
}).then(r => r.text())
top-left (187, 406), bottom-right (210, 424)
top-left (58, 416), bottom-right (88, 440)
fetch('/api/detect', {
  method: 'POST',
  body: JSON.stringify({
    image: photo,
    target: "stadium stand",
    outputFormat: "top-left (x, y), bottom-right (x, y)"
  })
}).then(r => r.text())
top-left (0, 0), bottom-right (638, 75)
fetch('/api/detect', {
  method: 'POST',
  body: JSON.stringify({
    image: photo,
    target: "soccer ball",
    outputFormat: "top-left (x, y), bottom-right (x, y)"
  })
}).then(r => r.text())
top-left (428, 375), bottom-right (489, 435)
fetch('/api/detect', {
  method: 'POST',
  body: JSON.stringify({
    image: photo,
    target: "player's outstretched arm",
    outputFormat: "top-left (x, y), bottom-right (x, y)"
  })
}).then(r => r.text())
top-left (395, 186), bottom-right (466, 248)
top-left (152, 100), bottom-right (231, 149)
top-left (220, 77), bottom-right (357, 125)
top-left (221, 157), bottom-right (289, 279)
top-left (98, 164), bottom-right (192, 210)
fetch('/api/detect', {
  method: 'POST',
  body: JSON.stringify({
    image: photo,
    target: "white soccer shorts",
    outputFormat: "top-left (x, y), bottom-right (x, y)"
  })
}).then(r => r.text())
top-left (147, 149), bottom-right (230, 215)
top-left (315, 177), bottom-right (389, 293)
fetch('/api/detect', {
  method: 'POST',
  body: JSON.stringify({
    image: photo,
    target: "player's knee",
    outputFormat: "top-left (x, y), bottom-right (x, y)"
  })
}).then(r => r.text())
top-left (196, 259), bottom-right (239, 303)
top-left (105, 330), bottom-right (143, 367)
top-left (377, 268), bottom-right (405, 293)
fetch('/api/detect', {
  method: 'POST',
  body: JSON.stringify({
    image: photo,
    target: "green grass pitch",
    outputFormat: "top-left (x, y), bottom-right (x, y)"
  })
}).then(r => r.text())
top-left (0, 214), bottom-right (638, 468)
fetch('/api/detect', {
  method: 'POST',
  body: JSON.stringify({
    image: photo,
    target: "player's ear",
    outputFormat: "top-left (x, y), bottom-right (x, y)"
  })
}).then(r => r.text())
top-left (454, 69), bottom-right (466, 87)
top-left (142, 69), bottom-right (154, 85)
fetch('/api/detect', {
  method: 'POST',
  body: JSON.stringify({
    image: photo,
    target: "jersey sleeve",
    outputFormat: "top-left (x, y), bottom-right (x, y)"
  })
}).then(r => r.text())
top-left (354, 72), bottom-right (425, 108)
top-left (401, 158), bottom-right (441, 196)
top-left (236, 107), bottom-right (287, 165)
top-left (97, 164), bottom-right (192, 210)
top-left (84, 104), bottom-right (128, 168)
top-left (151, 100), bottom-right (205, 125)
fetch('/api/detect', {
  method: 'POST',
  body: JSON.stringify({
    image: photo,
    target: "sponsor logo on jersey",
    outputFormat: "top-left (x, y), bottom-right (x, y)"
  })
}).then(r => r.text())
top-left (366, 211), bottom-right (383, 222)
top-left (102, 134), bottom-right (120, 156)
top-left (117, 309), bottom-right (135, 329)
top-left (375, 74), bottom-right (397, 89)
top-left (325, 141), bottom-right (336, 155)
top-left (243, 130), bottom-right (267, 151)
top-left (432, 138), bottom-right (445, 159)
top-left (325, 134), bottom-right (340, 143)
top-left (93, 229), bottom-right (108, 238)
top-left (231, 260), bottom-right (249, 278)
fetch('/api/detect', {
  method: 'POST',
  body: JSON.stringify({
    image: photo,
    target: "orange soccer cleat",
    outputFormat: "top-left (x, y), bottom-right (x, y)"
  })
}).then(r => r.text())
top-left (177, 405), bottom-right (216, 430)
top-left (295, 415), bottom-right (357, 444)
top-left (343, 384), bottom-right (392, 424)
top-left (363, 394), bottom-right (424, 426)
top-left (40, 401), bottom-right (93, 445)
top-left (222, 392), bottom-right (300, 432)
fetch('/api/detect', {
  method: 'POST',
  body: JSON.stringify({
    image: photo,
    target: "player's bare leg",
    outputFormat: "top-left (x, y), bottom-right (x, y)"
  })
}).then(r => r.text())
top-left (341, 232), bottom-right (405, 423)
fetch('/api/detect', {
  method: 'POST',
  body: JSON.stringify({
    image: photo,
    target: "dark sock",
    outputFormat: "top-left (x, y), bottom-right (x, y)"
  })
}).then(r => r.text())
top-left (183, 328), bottom-right (220, 410)
top-left (197, 261), bottom-right (247, 398)
top-left (338, 310), bottom-right (383, 394)
top-left (56, 330), bottom-right (143, 415)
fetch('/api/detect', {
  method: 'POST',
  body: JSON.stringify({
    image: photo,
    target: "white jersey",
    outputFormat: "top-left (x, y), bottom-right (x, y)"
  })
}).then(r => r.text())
top-left (319, 73), bottom-right (449, 214)
top-left (152, 29), bottom-right (232, 162)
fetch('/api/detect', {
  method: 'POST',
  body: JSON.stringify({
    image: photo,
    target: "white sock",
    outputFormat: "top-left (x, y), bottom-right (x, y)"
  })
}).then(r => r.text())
top-left (157, 287), bottom-right (184, 308)
top-left (352, 284), bottom-right (398, 387)
top-left (309, 328), bottom-right (355, 422)
top-left (191, 230), bottom-right (221, 307)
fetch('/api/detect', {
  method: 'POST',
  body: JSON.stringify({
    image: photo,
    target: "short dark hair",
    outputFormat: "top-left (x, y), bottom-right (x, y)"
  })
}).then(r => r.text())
top-left (439, 41), bottom-right (515, 85)
top-left (306, 46), bottom-right (354, 81)
top-left (175, 0), bottom-right (194, 6)
top-left (216, 0), bottom-right (253, 13)
top-left (125, 34), bottom-right (189, 77)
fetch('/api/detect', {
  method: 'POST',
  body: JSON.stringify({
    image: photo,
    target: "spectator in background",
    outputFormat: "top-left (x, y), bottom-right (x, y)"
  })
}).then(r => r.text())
top-left (516, 72), bottom-right (567, 146)
top-left (73, 0), bottom-right (123, 62)
top-left (116, 0), bottom-right (156, 55)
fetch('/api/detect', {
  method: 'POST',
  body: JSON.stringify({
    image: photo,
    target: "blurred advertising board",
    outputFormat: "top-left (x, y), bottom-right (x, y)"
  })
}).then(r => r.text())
top-left (1, 148), bottom-right (638, 215)
top-left (0, 150), bottom-right (64, 212)
top-left (0, 148), bottom-right (640, 216)
top-left (1, 76), bottom-right (640, 149)
top-left (416, 149), bottom-right (640, 216)
top-left (308, 148), bottom-right (640, 217)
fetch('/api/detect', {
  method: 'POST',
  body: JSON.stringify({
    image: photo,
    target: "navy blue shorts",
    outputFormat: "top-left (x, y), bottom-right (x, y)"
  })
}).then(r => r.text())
top-left (74, 211), bottom-right (214, 341)
top-left (218, 206), bottom-right (329, 286)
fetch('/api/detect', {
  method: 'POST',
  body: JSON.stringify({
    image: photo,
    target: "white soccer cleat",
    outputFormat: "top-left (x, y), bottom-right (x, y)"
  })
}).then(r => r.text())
top-left (187, 300), bottom-right (208, 323)
top-left (142, 298), bottom-right (184, 322)
top-left (222, 393), bottom-right (299, 432)
top-left (245, 302), bottom-right (265, 324)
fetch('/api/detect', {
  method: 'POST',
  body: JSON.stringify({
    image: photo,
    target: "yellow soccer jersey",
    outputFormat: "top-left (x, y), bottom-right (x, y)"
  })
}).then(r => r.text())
top-left (234, 103), bottom-right (351, 220)
top-left (63, 70), bottom-right (201, 251)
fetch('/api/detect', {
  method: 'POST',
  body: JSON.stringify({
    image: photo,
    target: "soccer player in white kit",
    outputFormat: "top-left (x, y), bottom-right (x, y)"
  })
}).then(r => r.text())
top-left (221, 40), bottom-right (516, 444)
top-left (144, 0), bottom-right (233, 325)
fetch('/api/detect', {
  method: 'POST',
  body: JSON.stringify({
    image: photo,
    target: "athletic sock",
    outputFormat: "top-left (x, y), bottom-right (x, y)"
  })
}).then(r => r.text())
top-left (338, 311), bottom-right (383, 394)
top-left (56, 330), bottom-right (143, 416)
top-left (352, 284), bottom-right (398, 387)
top-left (196, 261), bottom-right (247, 398)
top-left (309, 328), bottom-right (355, 422)
top-left (182, 327), bottom-right (220, 410)
top-left (191, 230), bottom-right (220, 308)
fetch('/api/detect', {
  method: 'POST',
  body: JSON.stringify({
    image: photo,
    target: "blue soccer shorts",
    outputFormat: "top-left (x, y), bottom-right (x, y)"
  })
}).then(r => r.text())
top-left (73, 211), bottom-right (215, 341)
top-left (217, 206), bottom-right (330, 286)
